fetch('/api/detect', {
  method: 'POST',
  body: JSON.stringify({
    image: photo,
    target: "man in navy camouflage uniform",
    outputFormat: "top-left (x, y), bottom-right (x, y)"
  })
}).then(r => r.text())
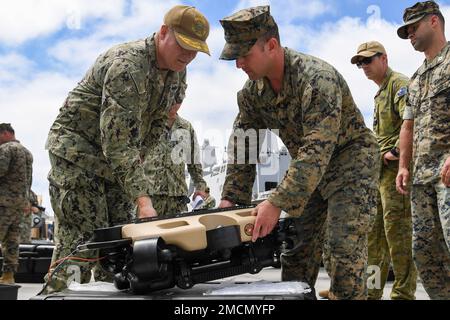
top-left (44, 5), bottom-right (210, 293)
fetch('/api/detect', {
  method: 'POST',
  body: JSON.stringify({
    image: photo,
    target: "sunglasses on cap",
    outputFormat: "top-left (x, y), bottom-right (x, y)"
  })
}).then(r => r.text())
top-left (356, 52), bottom-right (383, 68)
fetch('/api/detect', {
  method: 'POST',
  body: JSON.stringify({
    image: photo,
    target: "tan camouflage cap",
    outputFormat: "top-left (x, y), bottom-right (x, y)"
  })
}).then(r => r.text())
top-left (351, 41), bottom-right (386, 64)
top-left (397, 1), bottom-right (442, 39)
top-left (164, 5), bottom-right (210, 55)
top-left (219, 5), bottom-right (276, 60)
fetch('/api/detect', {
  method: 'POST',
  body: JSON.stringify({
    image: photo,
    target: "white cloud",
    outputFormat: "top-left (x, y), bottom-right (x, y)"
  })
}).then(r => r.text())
top-left (0, 0), bottom-right (125, 45)
top-left (0, 71), bottom-right (78, 212)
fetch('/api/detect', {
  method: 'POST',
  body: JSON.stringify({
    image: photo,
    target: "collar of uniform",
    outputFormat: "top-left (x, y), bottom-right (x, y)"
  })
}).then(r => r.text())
top-left (257, 48), bottom-right (293, 104)
top-left (417, 41), bottom-right (450, 75)
top-left (375, 67), bottom-right (393, 98)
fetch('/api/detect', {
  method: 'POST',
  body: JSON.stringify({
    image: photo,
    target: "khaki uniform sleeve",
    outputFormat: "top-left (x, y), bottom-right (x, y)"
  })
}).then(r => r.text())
top-left (268, 72), bottom-right (341, 216)
top-left (100, 59), bottom-right (152, 202)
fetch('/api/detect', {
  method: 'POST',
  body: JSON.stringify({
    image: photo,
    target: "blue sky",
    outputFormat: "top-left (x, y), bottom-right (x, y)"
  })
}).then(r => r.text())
top-left (0, 0), bottom-right (448, 213)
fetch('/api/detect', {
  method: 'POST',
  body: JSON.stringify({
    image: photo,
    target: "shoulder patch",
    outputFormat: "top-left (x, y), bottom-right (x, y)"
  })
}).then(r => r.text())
top-left (397, 87), bottom-right (407, 97)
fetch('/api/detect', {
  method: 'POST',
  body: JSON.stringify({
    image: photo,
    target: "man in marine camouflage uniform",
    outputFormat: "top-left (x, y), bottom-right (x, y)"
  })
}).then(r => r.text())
top-left (143, 102), bottom-right (208, 215)
top-left (350, 41), bottom-right (417, 300)
top-left (0, 123), bottom-right (33, 284)
top-left (396, 1), bottom-right (450, 299)
top-left (44, 5), bottom-right (210, 293)
top-left (218, 6), bottom-right (380, 300)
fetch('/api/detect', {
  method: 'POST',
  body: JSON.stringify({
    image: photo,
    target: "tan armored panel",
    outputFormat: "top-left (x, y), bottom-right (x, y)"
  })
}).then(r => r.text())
top-left (121, 208), bottom-right (256, 251)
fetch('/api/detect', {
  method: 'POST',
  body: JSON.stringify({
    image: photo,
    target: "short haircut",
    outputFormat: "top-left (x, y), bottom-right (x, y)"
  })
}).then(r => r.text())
top-left (0, 123), bottom-right (14, 134)
top-left (257, 22), bottom-right (281, 46)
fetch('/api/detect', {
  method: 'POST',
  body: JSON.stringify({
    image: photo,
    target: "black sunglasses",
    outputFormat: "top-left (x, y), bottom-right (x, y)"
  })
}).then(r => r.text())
top-left (356, 53), bottom-right (383, 68)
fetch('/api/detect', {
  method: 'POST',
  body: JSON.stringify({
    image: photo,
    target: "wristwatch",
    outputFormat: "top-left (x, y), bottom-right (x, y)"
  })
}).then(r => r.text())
top-left (390, 147), bottom-right (400, 158)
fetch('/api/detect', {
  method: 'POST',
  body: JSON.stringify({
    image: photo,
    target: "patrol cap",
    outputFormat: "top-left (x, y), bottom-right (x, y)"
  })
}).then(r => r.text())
top-left (164, 5), bottom-right (210, 55)
top-left (397, 1), bottom-right (442, 39)
top-left (0, 123), bottom-right (14, 133)
top-left (351, 41), bottom-right (386, 64)
top-left (219, 5), bottom-right (276, 60)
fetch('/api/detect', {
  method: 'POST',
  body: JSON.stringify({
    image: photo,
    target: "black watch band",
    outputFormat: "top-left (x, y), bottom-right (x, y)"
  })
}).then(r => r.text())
top-left (390, 148), bottom-right (400, 158)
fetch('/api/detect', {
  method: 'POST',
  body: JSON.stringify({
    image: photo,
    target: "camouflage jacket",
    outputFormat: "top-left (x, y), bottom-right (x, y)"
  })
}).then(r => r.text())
top-left (202, 195), bottom-right (216, 209)
top-left (222, 48), bottom-right (378, 216)
top-left (373, 68), bottom-right (409, 155)
top-left (0, 140), bottom-right (33, 207)
top-left (143, 115), bottom-right (206, 196)
top-left (46, 34), bottom-right (187, 201)
top-left (404, 42), bottom-right (450, 184)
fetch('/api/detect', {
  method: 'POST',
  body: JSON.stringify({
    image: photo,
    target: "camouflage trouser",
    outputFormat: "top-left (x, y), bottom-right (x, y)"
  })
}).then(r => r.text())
top-left (151, 195), bottom-right (188, 217)
top-left (0, 206), bottom-right (21, 273)
top-left (43, 153), bottom-right (134, 293)
top-left (282, 184), bottom-right (378, 300)
top-left (368, 160), bottom-right (417, 300)
top-left (19, 213), bottom-right (32, 243)
top-left (411, 182), bottom-right (450, 300)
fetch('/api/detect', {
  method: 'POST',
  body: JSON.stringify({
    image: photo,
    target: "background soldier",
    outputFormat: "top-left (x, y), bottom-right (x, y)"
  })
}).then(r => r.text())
top-left (0, 123), bottom-right (33, 284)
top-left (396, 1), bottom-right (450, 299)
top-left (143, 102), bottom-right (208, 215)
top-left (218, 6), bottom-right (380, 300)
top-left (351, 41), bottom-right (417, 300)
top-left (44, 5), bottom-right (210, 293)
top-left (20, 190), bottom-right (45, 243)
top-left (200, 187), bottom-right (216, 209)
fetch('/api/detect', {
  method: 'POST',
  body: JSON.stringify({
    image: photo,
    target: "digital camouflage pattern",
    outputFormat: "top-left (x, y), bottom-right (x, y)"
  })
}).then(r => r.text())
top-left (44, 34), bottom-right (188, 292)
top-left (150, 195), bottom-right (188, 217)
top-left (404, 42), bottom-right (450, 300)
top-left (19, 190), bottom-right (43, 243)
top-left (0, 207), bottom-right (21, 273)
top-left (219, 5), bottom-right (276, 60)
top-left (410, 184), bottom-right (450, 300)
top-left (0, 140), bottom-right (33, 208)
top-left (222, 47), bottom-right (380, 299)
top-left (202, 194), bottom-right (216, 209)
top-left (143, 115), bottom-right (206, 197)
top-left (0, 139), bottom-right (33, 273)
top-left (44, 154), bottom-right (134, 293)
top-left (368, 68), bottom-right (417, 300)
top-left (405, 42), bottom-right (450, 185)
top-left (46, 34), bottom-right (187, 202)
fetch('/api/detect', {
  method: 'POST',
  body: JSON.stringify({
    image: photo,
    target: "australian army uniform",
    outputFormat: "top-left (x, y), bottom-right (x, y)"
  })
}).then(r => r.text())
top-left (219, 6), bottom-right (380, 299)
top-left (0, 137), bottom-right (33, 276)
top-left (143, 115), bottom-right (207, 215)
top-left (397, 2), bottom-right (450, 299)
top-left (44, 35), bottom-right (187, 292)
top-left (369, 67), bottom-right (417, 300)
